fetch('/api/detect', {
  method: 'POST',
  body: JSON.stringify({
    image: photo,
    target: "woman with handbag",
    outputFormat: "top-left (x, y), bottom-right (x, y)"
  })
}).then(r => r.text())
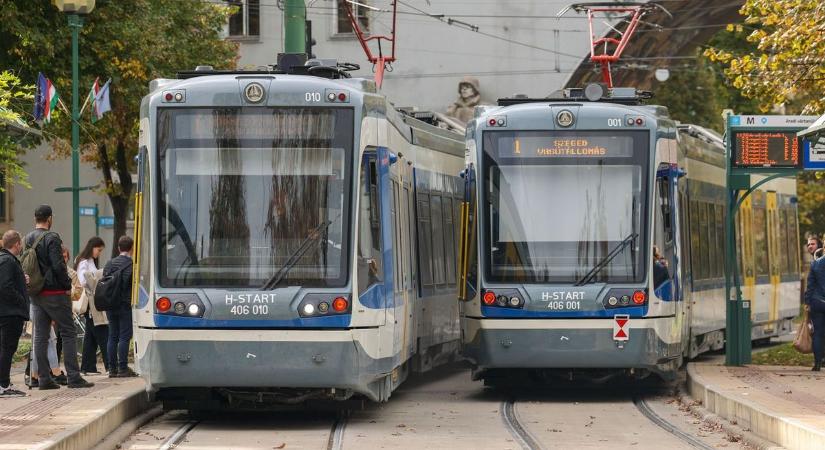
top-left (805, 253), bottom-right (825, 371)
top-left (74, 237), bottom-right (109, 375)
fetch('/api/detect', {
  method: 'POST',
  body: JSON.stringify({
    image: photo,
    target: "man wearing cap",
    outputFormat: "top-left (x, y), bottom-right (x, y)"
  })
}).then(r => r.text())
top-left (26, 205), bottom-right (93, 390)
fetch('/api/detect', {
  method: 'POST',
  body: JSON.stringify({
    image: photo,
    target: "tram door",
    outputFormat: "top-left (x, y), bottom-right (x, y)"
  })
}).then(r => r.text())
top-left (766, 191), bottom-right (781, 333)
top-left (389, 156), bottom-right (416, 361)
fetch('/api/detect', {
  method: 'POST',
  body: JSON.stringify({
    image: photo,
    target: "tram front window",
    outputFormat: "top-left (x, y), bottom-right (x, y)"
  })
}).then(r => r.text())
top-left (482, 130), bottom-right (649, 284)
top-left (157, 108), bottom-right (353, 288)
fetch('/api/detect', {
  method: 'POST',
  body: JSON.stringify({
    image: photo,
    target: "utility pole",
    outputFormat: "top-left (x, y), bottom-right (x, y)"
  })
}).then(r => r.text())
top-left (284, 0), bottom-right (306, 53)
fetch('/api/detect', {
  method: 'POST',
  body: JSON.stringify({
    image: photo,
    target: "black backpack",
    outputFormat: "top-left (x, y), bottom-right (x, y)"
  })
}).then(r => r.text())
top-left (94, 262), bottom-right (132, 311)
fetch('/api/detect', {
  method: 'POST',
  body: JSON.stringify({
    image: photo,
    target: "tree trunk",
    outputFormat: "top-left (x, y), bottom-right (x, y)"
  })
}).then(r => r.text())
top-left (110, 194), bottom-right (130, 258)
top-left (97, 139), bottom-right (135, 258)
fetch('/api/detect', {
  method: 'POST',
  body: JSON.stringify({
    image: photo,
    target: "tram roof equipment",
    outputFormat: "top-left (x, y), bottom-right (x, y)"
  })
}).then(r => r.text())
top-left (498, 83), bottom-right (653, 107)
top-left (175, 54), bottom-right (361, 80)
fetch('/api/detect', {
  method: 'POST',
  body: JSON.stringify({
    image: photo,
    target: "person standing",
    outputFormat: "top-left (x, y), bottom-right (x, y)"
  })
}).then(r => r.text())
top-left (104, 236), bottom-right (137, 378)
top-left (75, 237), bottom-right (109, 374)
top-left (805, 251), bottom-right (825, 371)
top-left (806, 236), bottom-right (822, 260)
top-left (0, 230), bottom-right (29, 396)
top-left (25, 205), bottom-right (93, 389)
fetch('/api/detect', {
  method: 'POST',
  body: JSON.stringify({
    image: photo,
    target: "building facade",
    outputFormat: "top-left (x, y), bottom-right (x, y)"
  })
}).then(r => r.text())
top-left (230, 0), bottom-right (608, 112)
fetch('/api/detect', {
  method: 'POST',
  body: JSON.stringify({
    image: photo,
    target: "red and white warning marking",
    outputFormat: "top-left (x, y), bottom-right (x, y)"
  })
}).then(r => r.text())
top-left (613, 314), bottom-right (630, 341)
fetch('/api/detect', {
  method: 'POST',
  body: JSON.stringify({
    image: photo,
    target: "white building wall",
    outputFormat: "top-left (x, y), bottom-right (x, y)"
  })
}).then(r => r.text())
top-left (234, 1), bottom-right (613, 112)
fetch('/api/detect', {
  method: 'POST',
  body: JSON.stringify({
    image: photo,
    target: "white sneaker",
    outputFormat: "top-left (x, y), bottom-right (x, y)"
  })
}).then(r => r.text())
top-left (0, 384), bottom-right (27, 397)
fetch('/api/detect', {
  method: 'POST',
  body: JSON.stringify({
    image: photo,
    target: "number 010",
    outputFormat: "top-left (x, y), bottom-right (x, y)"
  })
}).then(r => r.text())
top-left (306, 92), bottom-right (321, 102)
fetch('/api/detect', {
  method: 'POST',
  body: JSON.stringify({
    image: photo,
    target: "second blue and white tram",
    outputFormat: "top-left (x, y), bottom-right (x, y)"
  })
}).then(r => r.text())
top-left (457, 86), bottom-right (800, 382)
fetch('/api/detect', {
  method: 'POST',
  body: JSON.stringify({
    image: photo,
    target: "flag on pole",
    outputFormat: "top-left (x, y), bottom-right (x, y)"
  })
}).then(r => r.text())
top-left (32, 73), bottom-right (60, 123)
top-left (91, 78), bottom-right (112, 123)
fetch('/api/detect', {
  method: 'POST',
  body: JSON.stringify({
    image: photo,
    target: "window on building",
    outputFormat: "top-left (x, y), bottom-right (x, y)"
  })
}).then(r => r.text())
top-left (227, 0), bottom-right (260, 38)
top-left (336, 0), bottom-right (369, 34)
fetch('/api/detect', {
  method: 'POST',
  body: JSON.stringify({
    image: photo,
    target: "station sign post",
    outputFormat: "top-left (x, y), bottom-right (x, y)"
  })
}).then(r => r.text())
top-left (725, 114), bottom-right (817, 366)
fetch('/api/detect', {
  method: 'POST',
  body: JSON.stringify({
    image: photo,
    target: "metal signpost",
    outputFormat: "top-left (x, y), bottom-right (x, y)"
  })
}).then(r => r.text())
top-left (724, 114), bottom-right (817, 366)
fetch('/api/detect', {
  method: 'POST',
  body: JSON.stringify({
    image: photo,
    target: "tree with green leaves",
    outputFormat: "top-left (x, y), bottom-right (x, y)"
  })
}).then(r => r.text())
top-left (0, 70), bottom-right (34, 191)
top-left (0, 0), bottom-right (237, 253)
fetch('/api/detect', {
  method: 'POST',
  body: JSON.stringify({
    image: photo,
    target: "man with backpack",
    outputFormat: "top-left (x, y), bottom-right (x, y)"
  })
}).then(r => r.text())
top-left (0, 230), bottom-right (29, 396)
top-left (102, 235), bottom-right (136, 378)
top-left (24, 205), bottom-right (93, 390)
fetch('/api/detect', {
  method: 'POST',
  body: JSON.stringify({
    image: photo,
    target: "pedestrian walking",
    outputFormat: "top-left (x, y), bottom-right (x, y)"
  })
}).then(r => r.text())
top-left (74, 237), bottom-right (109, 374)
top-left (104, 236), bottom-right (137, 378)
top-left (24, 205), bottom-right (93, 389)
top-left (805, 251), bottom-right (825, 371)
top-left (0, 230), bottom-right (29, 396)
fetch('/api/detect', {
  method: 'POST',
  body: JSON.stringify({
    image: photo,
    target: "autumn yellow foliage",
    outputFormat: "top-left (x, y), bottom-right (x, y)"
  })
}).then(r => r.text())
top-left (705, 0), bottom-right (825, 114)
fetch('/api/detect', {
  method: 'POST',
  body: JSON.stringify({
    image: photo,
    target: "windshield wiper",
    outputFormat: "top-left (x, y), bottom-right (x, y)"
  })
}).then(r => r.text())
top-left (574, 232), bottom-right (638, 286)
top-left (261, 215), bottom-right (339, 290)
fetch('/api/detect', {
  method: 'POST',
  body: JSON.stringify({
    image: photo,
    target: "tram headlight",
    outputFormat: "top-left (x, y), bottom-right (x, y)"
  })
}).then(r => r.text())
top-left (607, 296), bottom-right (619, 306)
top-left (496, 295), bottom-right (508, 306)
top-left (303, 303), bottom-right (315, 315)
top-left (173, 302), bottom-right (186, 315)
top-left (508, 296), bottom-right (521, 307)
top-left (318, 302), bottom-right (330, 314)
top-left (187, 304), bottom-right (200, 316)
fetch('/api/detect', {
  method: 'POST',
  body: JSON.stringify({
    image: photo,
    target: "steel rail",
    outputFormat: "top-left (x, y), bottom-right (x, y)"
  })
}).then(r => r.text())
top-left (633, 396), bottom-right (716, 450)
top-left (501, 399), bottom-right (544, 450)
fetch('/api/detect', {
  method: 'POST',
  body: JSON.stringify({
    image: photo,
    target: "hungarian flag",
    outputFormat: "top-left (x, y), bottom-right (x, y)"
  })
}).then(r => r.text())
top-left (33, 72), bottom-right (60, 123)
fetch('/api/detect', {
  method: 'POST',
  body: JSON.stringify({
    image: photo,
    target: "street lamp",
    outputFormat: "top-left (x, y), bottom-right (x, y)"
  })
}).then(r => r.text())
top-left (52, 0), bottom-right (95, 256)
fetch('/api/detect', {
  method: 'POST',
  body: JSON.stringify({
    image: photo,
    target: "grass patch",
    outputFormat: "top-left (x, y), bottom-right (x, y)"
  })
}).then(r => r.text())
top-left (12, 338), bottom-right (31, 364)
top-left (751, 342), bottom-right (815, 366)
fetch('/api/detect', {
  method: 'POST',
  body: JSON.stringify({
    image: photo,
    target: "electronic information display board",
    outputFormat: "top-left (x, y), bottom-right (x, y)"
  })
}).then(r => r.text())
top-left (731, 130), bottom-right (802, 168)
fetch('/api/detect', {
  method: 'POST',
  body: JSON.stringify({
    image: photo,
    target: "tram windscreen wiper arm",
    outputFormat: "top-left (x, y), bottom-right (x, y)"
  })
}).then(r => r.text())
top-left (261, 216), bottom-right (337, 291)
top-left (574, 232), bottom-right (638, 286)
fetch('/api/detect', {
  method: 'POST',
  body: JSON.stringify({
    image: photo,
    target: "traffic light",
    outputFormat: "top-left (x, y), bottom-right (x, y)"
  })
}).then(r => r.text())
top-left (305, 20), bottom-right (317, 59)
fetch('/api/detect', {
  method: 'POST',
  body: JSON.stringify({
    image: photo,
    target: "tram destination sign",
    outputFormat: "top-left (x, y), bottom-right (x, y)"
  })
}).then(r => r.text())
top-left (731, 130), bottom-right (802, 168)
top-left (493, 132), bottom-right (635, 158)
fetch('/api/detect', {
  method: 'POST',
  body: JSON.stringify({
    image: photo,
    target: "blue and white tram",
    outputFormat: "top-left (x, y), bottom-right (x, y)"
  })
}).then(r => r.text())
top-left (457, 86), bottom-right (800, 382)
top-left (131, 57), bottom-right (464, 409)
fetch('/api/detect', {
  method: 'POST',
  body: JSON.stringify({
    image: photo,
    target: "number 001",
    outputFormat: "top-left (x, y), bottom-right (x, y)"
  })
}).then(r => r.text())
top-left (607, 118), bottom-right (622, 127)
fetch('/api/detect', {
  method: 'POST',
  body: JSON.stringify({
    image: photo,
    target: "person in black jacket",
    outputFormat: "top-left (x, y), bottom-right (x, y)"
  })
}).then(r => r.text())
top-left (104, 235), bottom-right (137, 378)
top-left (26, 205), bottom-right (93, 390)
top-left (0, 230), bottom-right (29, 396)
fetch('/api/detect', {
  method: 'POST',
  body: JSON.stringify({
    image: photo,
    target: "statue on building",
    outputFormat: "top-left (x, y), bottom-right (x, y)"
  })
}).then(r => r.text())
top-left (446, 76), bottom-right (483, 124)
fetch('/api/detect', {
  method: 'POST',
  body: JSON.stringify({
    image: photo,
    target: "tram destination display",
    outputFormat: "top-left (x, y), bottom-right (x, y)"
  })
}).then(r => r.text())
top-left (490, 131), bottom-right (636, 158)
top-left (731, 130), bottom-right (802, 168)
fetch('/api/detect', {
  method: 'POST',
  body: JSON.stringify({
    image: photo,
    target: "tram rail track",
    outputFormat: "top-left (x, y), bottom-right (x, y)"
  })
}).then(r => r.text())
top-left (501, 399), bottom-right (544, 450)
top-left (632, 395), bottom-right (716, 450)
top-left (158, 417), bottom-right (200, 450)
top-left (326, 414), bottom-right (348, 450)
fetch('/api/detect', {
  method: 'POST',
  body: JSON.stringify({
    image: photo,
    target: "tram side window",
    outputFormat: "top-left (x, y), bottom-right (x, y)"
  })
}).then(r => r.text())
top-left (417, 193), bottom-right (434, 292)
top-left (786, 209), bottom-right (800, 275)
top-left (357, 159), bottom-right (382, 293)
top-left (656, 178), bottom-right (674, 245)
top-left (714, 204), bottom-right (725, 279)
top-left (443, 197), bottom-right (457, 285)
top-left (430, 195), bottom-right (446, 285)
top-left (689, 200), bottom-right (702, 281)
top-left (779, 209), bottom-right (790, 276)
top-left (678, 190), bottom-right (691, 281)
top-left (697, 202), bottom-right (710, 280)
top-left (753, 206), bottom-right (769, 277)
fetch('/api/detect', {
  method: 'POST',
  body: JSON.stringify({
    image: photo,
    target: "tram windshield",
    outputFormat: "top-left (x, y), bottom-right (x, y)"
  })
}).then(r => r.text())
top-left (482, 130), bottom-right (649, 284)
top-left (157, 108), bottom-right (353, 288)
